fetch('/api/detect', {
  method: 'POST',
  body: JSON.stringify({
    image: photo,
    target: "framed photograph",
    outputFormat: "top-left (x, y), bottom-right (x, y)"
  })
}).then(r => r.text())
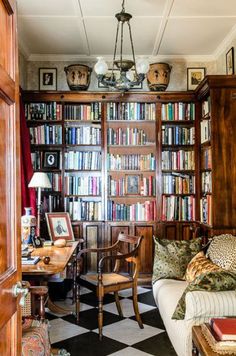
top-left (45, 212), bottom-right (75, 242)
top-left (125, 174), bottom-right (140, 195)
top-left (226, 47), bottom-right (234, 75)
top-left (98, 69), bottom-right (143, 89)
top-left (39, 68), bottom-right (57, 90)
top-left (43, 151), bottom-right (60, 169)
top-left (187, 67), bottom-right (206, 90)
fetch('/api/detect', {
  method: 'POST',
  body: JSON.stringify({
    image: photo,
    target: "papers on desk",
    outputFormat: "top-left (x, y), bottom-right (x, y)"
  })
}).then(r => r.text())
top-left (22, 256), bottom-right (40, 265)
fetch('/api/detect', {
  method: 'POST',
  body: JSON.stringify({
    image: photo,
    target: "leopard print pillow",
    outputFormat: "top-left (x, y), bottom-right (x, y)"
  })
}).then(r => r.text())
top-left (185, 251), bottom-right (222, 282)
top-left (206, 234), bottom-right (236, 272)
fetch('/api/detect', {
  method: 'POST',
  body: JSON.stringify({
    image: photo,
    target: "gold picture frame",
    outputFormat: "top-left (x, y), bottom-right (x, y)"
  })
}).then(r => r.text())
top-left (125, 174), bottom-right (140, 195)
top-left (45, 212), bottom-right (74, 242)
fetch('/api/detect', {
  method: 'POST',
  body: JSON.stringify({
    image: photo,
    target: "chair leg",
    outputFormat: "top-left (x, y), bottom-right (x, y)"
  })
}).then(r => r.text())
top-left (132, 285), bottom-right (143, 329)
top-left (98, 296), bottom-right (103, 340)
top-left (114, 291), bottom-right (123, 317)
top-left (76, 283), bottom-right (80, 324)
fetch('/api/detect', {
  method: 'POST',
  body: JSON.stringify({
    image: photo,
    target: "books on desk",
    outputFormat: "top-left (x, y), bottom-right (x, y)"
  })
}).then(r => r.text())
top-left (22, 256), bottom-right (40, 265)
top-left (201, 323), bottom-right (236, 354)
top-left (211, 318), bottom-right (236, 341)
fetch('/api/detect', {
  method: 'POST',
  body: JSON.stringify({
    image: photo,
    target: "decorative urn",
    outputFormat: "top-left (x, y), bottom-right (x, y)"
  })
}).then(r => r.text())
top-left (147, 63), bottom-right (172, 91)
top-left (64, 64), bottom-right (92, 91)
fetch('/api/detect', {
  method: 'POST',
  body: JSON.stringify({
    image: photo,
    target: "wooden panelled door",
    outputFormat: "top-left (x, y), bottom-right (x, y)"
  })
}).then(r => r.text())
top-left (0, 0), bottom-right (21, 354)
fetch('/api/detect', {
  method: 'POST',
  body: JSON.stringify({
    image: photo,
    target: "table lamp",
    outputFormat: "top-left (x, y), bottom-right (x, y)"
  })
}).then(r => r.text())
top-left (28, 172), bottom-right (52, 237)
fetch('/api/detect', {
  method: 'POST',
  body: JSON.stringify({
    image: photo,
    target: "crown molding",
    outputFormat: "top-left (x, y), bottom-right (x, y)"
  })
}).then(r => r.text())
top-left (214, 24), bottom-right (236, 59)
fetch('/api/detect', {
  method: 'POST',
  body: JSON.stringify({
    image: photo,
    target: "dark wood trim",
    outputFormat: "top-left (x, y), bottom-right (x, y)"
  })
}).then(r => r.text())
top-left (0, 65), bottom-right (15, 104)
top-left (2, 0), bottom-right (14, 14)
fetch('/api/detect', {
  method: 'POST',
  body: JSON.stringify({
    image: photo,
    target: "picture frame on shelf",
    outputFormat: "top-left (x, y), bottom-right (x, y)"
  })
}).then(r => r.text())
top-left (39, 68), bottom-right (57, 90)
top-left (187, 67), bottom-right (206, 90)
top-left (125, 174), bottom-right (140, 195)
top-left (43, 151), bottom-right (60, 169)
top-left (226, 47), bottom-right (234, 75)
top-left (98, 69), bottom-right (143, 89)
top-left (45, 212), bottom-right (75, 242)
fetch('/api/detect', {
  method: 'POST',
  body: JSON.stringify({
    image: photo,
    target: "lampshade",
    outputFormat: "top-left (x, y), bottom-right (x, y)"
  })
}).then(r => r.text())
top-left (28, 172), bottom-right (52, 189)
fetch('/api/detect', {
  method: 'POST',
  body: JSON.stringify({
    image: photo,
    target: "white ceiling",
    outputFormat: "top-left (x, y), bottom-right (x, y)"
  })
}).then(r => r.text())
top-left (17, 0), bottom-right (236, 61)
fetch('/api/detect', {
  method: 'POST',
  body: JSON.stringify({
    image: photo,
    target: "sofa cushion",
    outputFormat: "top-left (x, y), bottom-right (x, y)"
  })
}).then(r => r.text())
top-left (152, 237), bottom-right (202, 284)
top-left (185, 251), bottom-right (222, 282)
top-left (206, 234), bottom-right (236, 271)
top-left (172, 270), bottom-right (236, 320)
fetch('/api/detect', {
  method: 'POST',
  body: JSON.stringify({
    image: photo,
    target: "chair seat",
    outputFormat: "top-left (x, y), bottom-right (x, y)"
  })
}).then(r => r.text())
top-left (80, 273), bottom-right (133, 286)
top-left (22, 319), bottom-right (50, 356)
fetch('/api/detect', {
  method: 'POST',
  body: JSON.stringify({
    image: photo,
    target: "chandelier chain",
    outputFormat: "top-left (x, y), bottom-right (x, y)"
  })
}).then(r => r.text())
top-left (127, 21), bottom-right (137, 76)
top-left (112, 20), bottom-right (120, 74)
top-left (122, 0), bottom-right (125, 12)
top-left (120, 21), bottom-right (124, 70)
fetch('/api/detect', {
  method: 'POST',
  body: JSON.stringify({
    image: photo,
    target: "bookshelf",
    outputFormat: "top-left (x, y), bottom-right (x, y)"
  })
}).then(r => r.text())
top-left (23, 78), bottom-right (236, 277)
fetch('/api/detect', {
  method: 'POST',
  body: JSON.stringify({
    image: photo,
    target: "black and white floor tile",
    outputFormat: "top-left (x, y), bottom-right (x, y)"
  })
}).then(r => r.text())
top-left (47, 287), bottom-right (177, 356)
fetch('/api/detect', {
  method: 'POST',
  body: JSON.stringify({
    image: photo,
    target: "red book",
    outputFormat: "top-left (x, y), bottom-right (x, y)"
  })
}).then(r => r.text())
top-left (212, 318), bottom-right (236, 341)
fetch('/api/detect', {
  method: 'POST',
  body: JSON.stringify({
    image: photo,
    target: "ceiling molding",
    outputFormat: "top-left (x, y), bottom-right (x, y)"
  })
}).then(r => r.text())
top-left (77, 0), bottom-right (91, 56)
top-left (213, 24), bottom-right (236, 59)
top-left (27, 53), bottom-right (215, 63)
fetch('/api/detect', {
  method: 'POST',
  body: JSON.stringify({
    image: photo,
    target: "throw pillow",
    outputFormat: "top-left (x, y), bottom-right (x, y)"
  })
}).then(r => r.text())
top-left (206, 234), bottom-right (236, 272)
top-left (172, 270), bottom-right (236, 320)
top-left (152, 237), bottom-right (202, 284)
top-left (185, 251), bottom-right (222, 282)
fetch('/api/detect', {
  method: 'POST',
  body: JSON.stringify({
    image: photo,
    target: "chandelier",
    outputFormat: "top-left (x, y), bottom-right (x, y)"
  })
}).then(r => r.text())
top-left (94, 0), bottom-right (149, 91)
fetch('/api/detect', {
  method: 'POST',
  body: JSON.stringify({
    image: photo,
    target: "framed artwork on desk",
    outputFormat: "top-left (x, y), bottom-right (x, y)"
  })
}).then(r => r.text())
top-left (45, 212), bottom-right (75, 242)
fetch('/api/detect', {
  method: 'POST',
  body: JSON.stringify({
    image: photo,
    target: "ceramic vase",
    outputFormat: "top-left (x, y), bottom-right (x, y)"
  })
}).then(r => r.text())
top-left (21, 207), bottom-right (36, 245)
top-left (147, 63), bottom-right (171, 91)
top-left (64, 64), bottom-right (92, 91)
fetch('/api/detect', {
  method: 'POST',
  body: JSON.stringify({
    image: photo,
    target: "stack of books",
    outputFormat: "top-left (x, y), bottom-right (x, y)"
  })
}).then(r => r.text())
top-left (201, 318), bottom-right (236, 354)
top-left (21, 256), bottom-right (40, 265)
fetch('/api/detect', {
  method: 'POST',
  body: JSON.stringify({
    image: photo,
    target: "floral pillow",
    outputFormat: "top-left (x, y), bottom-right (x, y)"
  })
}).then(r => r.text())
top-left (152, 237), bottom-right (202, 284)
top-left (185, 251), bottom-right (222, 282)
top-left (172, 270), bottom-right (236, 320)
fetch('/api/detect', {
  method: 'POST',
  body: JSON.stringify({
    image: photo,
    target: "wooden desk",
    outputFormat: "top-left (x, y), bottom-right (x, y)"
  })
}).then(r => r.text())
top-left (192, 326), bottom-right (234, 356)
top-left (22, 242), bottom-right (79, 314)
top-left (22, 242), bottom-right (79, 276)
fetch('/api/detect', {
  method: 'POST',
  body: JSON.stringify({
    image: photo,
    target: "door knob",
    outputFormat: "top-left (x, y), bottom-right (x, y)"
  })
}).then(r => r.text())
top-left (12, 281), bottom-right (29, 307)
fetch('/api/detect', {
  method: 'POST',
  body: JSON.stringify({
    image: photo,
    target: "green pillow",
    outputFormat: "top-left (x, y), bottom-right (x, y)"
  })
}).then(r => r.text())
top-left (172, 270), bottom-right (236, 320)
top-left (152, 237), bottom-right (202, 284)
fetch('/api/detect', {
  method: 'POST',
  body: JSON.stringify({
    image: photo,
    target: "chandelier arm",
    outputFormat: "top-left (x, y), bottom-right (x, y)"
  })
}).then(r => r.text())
top-left (127, 21), bottom-right (138, 77)
top-left (120, 21), bottom-right (124, 74)
top-left (112, 20), bottom-right (120, 75)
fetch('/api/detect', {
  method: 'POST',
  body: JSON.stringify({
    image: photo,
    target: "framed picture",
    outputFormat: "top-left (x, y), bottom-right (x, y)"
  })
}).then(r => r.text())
top-left (39, 68), bottom-right (57, 90)
top-left (125, 174), bottom-right (140, 195)
top-left (187, 67), bottom-right (206, 90)
top-left (226, 47), bottom-right (235, 75)
top-left (43, 151), bottom-right (60, 169)
top-left (45, 212), bottom-right (75, 242)
top-left (98, 69), bottom-right (143, 89)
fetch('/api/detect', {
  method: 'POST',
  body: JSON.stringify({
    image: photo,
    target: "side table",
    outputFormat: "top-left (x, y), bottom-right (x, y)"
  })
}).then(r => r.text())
top-left (192, 325), bottom-right (234, 356)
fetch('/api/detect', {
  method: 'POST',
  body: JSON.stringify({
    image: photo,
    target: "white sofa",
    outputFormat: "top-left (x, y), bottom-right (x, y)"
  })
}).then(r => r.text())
top-left (153, 279), bottom-right (236, 356)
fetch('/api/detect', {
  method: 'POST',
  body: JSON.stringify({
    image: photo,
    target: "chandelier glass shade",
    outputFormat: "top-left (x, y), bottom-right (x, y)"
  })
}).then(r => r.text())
top-left (94, 0), bottom-right (149, 91)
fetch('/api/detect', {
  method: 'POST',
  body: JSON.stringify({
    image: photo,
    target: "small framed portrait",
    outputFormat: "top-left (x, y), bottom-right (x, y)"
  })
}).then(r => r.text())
top-left (45, 212), bottom-right (75, 242)
top-left (43, 151), bottom-right (60, 169)
top-left (187, 67), bottom-right (206, 90)
top-left (98, 69), bottom-right (143, 89)
top-left (226, 47), bottom-right (235, 75)
top-left (39, 68), bottom-right (57, 90)
top-left (125, 174), bottom-right (140, 195)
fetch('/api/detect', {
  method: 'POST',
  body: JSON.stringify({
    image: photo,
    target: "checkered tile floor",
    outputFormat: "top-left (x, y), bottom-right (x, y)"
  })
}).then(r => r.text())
top-left (47, 287), bottom-right (177, 356)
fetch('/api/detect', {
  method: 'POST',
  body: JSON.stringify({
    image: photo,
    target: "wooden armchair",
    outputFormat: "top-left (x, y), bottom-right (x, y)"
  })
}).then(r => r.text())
top-left (76, 233), bottom-right (144, 339)
top-left (21, 282), bottom-right (51, 356)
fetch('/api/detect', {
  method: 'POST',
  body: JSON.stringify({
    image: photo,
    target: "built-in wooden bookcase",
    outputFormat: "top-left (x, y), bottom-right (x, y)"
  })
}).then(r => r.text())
top-left (23, 77), bottom-right (236, 277)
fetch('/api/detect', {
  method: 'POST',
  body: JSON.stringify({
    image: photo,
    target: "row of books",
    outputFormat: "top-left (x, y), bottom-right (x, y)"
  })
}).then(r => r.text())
top-left (162, 195), bottom-right (195, 221)
top-left (47, 173), bottom-right (62, 192)
top-left (202, 97), bottom-right (211, 117)
top-left (200, 195), bottom-right (212, 225)
top-left (107, 102), bottom-right (156, 121)
top-left (25, 102), bottom-right (62, 121)
top-left (201, 119), bottom-right (211, 143)
top-left (31, 151), bottom-right (61, 170)
top-left (107, 200), bottom-right (157, 221)
top-left (108, 175), bottom-right (156, 196)
top-left (162, 126), bottom-right (195, 145)
top-left (65, 198), bottom-right (102, 221)
top-left (29, 125), bottom-right (62, 145)
top-left (201, 147), bottom-right (212, 169)
top-left (107, 153), bottom-right (156, 171)
top-left (162, 150), bottom-right (195, 170)
top-left (107, 127), bottom-right (154, 146)
top-left (65, 126), bottom-right (101, 145)
top-left (161, 102), bottom-right (195, 121)
top-left (162, 174), bottom-right (195, 194)
top-left (201, 171), bottom-right (212, 193)
top-left (42, 195), bottom-right (62, 213)
top-left (64, 103), bottom-right (102, 121)
top-left (64, 175), bottom-right (101, 196)
top-left (65, 151), bottom-right (101, 170)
